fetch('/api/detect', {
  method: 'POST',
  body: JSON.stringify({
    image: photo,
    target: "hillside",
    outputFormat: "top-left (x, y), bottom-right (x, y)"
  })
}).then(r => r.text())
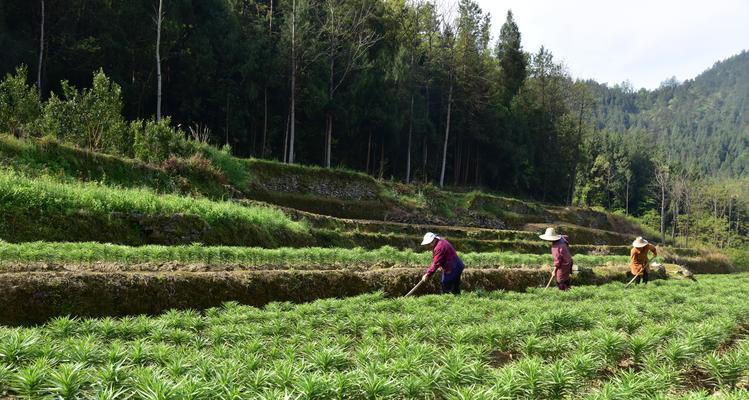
top-left (588, 50), bottom-right (749, 177)
top-left (0, 134), bottom-right (738, 324)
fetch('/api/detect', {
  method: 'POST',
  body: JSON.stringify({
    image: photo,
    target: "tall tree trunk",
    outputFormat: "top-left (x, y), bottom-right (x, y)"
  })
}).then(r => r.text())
top-left (261, 86), bottom-right (268, 157)
top-left (283, 111), bottom-right (290, 163)
top-left (325, 114), bottom-right (332, 168)
top-left (379, 136), bottom-right (385, 179)
top-left (475, 148), bottom-right (480, 185)
top-left (671, 201), bottom-right (678, 244)
top-left (660, 185), bottom-right (666, 244)
top-left (325, 45), bottom-right (334, 168)
top-left (250, 120), bottom-right (257, 157)
top-left (405, 94), bottom-right (414, 183)
top-left (262, 1), bottom-right (273, 158)
top-left (366, 128), bottom-right (372, 174)
top-left (439, 83), bottom-right (453, 188)
top-left (37, 0), bottom-right (44, 98)
top-left (453, 137), bottom-right (461, 186)
top-left (288, 0), bottom-right (296, 164)
top-left (685, 193), bottom-right (690, 248)
top-left (422, 84), bottom-right (430, 182)
top-left (269, 0), bottom-right (273, 30)
top-left (155, 0), bottom-right (163, 121)
top-left (463, 143), bottom-right (471, 185)
top-left (225, 92), bottom-right (229, 146)
top-left (625, 175), bottom-right (630, 215)
top-left (422, 136), bottom-right (428, 182)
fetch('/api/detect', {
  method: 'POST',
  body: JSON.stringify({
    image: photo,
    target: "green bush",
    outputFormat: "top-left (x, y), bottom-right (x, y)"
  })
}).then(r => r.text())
top-left (36, 69), bottom-right (128, 155)
top-left (0, 66), bottom-right (41, 137)
top-left (132, 117), bottom-right (191, 164)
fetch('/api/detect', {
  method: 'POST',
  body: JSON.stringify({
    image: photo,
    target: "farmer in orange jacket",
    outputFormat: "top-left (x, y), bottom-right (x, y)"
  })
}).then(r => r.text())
top-left (539, 227), bottom-right (573, 290)
top-left (630, 237), bottom-right (657, 285)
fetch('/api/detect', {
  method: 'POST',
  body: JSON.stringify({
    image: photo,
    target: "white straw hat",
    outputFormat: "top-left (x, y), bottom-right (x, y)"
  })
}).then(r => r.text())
top-left (539, 227), bottom-right (562, 242)
top-left (632, 237), bottom-right (649, 248)
top-left (421, 232), bottom-right (440, 245)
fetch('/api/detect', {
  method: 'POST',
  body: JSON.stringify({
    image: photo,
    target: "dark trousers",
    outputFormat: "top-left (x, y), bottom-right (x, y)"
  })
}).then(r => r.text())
top-left (441, 275), bottom-right (461, 295)
top-left (634, 271), bottom-right (649, 285)
top-left (557, 279), bottom-right (572, 291)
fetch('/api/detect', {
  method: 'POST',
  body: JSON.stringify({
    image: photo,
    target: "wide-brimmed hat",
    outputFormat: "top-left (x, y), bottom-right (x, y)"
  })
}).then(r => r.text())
top-left (632, 237), bottom-right (649, 248)
top-left (539, 227), bottom-right (562, 242)
top-left (421, 232), bottom-right (440, 245)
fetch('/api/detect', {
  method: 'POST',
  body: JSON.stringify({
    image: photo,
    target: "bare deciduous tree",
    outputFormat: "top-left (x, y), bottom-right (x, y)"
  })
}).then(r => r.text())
top-left (654, 164), bottom-right (670, 244)
top-left (320, 0), bottom-right (379, 168)
top-left (287, 0), bottom-right (325, 164)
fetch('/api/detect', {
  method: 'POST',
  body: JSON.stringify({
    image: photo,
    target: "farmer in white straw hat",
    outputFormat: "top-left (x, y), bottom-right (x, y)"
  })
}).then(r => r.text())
top-left (630, 237), bottom-right (657, 285)
top-left (539, 227), bottom-right (573, 290)
top-left (420, 232), bottom-right (465, 294)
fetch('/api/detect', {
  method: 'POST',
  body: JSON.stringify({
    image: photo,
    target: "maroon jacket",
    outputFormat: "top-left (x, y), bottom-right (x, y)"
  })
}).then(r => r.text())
top-left (425, 239), bottom-right (464, 282)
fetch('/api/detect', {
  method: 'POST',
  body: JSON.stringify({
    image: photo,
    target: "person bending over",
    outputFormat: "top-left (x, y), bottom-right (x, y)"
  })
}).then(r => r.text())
top-left (421, 232), bottom-right (465, 295)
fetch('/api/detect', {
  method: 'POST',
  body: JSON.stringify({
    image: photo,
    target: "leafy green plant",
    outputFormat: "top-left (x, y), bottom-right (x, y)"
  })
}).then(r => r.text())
top-left (0, 66), bottom-right (41, 137)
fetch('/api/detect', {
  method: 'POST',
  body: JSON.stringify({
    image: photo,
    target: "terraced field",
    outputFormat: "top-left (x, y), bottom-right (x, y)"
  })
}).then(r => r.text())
top-left (1, 276), bottom-right (748, 399)
top-left (0, 134), bottom-right (742, 325)
top-left (0, 133), bottom-right (747, 400)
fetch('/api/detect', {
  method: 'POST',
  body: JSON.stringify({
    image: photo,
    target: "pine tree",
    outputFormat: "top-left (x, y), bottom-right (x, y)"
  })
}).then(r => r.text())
top-left (495, 10), bottom-right (525, 103)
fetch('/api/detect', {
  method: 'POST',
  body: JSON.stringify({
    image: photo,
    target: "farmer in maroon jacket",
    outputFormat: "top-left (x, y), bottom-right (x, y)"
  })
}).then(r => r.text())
top-left (421, 232), bottom-right (465, 295)
top-left (539, 227), bottom-right (573, 290)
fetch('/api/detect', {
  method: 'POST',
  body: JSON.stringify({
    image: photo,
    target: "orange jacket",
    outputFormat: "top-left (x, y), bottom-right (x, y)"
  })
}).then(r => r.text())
top-left (630, 244), bottom-right (657, 275)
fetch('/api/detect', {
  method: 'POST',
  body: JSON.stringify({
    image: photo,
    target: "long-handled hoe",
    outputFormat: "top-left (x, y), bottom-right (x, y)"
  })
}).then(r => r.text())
top-left (626, 257), bottom-right (660, 288)
top-left (544, 266), bottom-right (558, 289)
top-left (625, 273), bottom-right (640, 288)
top-left (405, 279), bottom-right (426, 297)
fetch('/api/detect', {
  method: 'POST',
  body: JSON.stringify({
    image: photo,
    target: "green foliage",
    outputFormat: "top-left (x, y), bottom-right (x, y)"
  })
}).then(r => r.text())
top-left (132, 117), bottom-right (192, 164)
top-left (0, 65), bottom-right (40, 137)
top-left (589, 51), bottom-right (749, 178)
top-left (0, 276), bottom-right (747, 398)
top-left (0, 169), bottom-right (309, 247)
top-left (0, 240), bottom-right (630, 269)
top-left (37, 69), bottom-right (128, 155)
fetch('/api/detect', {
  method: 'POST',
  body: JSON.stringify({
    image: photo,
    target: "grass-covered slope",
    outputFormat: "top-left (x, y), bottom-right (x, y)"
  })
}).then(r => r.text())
top-left (0, 134), bottom-right (651, 236)
top-left (0, 276), bottom-right (747, 398)
top-left (0, 170), bottom-right (310, 247)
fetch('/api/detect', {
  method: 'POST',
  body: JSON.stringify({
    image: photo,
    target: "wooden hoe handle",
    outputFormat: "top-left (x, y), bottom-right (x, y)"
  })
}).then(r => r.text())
top-left (625, 273), bottom-right (640, 288)
top-left (405, 279), bottom-right (425, 297)
top-left (545, 267), bottom-right (557, 289)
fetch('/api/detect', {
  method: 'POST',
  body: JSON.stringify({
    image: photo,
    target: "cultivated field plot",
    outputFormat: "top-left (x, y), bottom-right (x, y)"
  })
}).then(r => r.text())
top-left (1, 275), bottom-right (748, 399)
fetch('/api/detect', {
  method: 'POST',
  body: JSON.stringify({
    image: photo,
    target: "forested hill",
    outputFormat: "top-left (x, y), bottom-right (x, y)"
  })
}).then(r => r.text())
top-left (587, 50), bottom-right (749, 177)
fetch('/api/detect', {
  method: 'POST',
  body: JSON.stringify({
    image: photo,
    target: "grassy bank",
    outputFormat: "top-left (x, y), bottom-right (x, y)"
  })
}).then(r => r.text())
top-left (0, 170), bottom-right (310, 247)
top-left (0, 135), bottom-right (654, 234)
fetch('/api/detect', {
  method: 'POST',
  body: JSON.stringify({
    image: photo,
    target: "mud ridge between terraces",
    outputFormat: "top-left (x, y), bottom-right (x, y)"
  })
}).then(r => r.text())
top-left (0, 267), bottom-right (661, 326)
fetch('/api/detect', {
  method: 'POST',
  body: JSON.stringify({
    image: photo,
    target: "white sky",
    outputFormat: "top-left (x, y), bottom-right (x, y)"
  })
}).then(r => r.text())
top-left (475, 0), bottom-right (749, 89)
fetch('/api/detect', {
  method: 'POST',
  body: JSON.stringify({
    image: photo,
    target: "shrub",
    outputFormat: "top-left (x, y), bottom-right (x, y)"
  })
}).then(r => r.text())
top-left (0, 66), bottom-right (41, 137)
top-left (161, 153), bottom-right (228, 196)
top-left (132, 117), bottom-right (190, 164)
top-left (37, 69), bottom-right (128, 155)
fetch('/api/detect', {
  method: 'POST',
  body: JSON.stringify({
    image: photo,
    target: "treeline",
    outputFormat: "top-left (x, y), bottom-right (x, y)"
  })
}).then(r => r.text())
top-left (1, 0), bottom-right (593, 202)
top-left (0, 0), bottom-right (746, 247)
top-left (573, 127), bottom-right (747, 248)
top-left (587, 50), bottom-right (749, 178)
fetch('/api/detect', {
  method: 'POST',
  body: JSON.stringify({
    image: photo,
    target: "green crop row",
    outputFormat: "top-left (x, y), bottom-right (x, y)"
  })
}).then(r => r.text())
top-left (0, 241), bottom-right (629, 270)
top-left (0, 275), bottom-right (747, 399)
